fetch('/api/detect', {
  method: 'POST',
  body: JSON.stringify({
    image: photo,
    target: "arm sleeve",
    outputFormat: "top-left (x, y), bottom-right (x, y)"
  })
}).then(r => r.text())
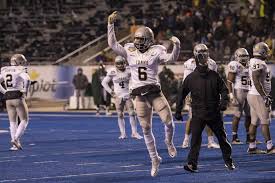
top-left (108, 24), bottom-right (127, 58)
top-left (101, 74), bottom-right (113, 94)
top-left (0, 75), bottom-right (7, 94)
top-left (176, 77), bottom-right (190, 112)
top-left (159, 43), bottom-right (181, 63)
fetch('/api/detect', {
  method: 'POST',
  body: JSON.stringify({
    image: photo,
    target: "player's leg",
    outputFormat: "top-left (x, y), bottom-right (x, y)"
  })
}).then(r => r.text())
top-left (243, 99), bottom-right (252, 143)
top-left (206, 115), bottom-right (234, 170)
top-left (206, 125), bottom-right (220, 148)
top-left (182, 106), bottom-right (191, 148)
top-left (135, 96), bottom-right (161, 177)
top-left (151, 92), bottom-right (177, 158)
top-left (126, 98), bottom-right (142, 139)
top-left (6, 100), bottom-right (19, 150)
top-left (247, 94), bottom-right (266, 154)
top-left (115, 97), bottom-right (126, 139)
top-left (13, 99), bottom-right (29, 149)
top-left (231, 89), bottom-right (245, 144)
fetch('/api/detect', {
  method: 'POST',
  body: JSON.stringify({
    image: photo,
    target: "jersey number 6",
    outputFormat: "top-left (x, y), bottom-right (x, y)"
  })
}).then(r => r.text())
top-left (138, 67), bottom-right (147, 81)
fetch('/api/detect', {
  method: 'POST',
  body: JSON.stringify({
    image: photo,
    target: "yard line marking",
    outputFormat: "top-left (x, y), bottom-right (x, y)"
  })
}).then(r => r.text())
top-left (76, 162), bottom-right (101, 166)
top-left (120, 164), bottom-right (144, 168)
top-left (0, 166), bottom-right (182, 182)
top-left (0, 130), bottom-right (9, 133)
top-left (0, 160), bottom-right (17, 163)
top-left (33, 161), bottom-right (59, 164)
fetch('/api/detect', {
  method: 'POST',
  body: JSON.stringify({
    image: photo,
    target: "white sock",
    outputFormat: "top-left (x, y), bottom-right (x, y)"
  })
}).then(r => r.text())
top-left (232, 132), bottom-right (237, 135)
top-left (249, 141), bottom-right (256, 149)
top-left (165, 122), bottom-right (175, 144)
top-left (14, 120), bottom-right (28, 140)
top-left (267, 140), bottom-right (273, 150)
top-left (208, 136), bottom-right (214, 144)
top-left (129, 115), bottom-right (137, 134)
top-left (9, 122), bottom-right (17, 141)
top-left (143, 128), bottom-right (158, 160)
top-left (118, 117), bottom-right (126, 136)
top-left (184, 134), bottom-right (190, 141)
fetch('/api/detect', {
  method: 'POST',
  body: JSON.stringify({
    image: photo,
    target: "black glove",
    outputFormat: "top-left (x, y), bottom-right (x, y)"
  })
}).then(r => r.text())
top-left (219, 101), bottom-right (228, 111)
top-left (264, 95), bottom-right (272, 108)
top-left (174, 111), bottom-right (183, 121)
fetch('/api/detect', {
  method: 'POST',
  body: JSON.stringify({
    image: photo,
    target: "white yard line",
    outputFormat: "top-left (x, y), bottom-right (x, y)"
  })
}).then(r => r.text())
top-left (76, 162), bottom-right (101, 166)
top-left (33, 161), bottom-right (59, 164)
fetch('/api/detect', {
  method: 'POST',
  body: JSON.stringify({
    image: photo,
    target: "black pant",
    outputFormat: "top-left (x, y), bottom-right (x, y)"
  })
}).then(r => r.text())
top-left (187, 112), bottom-right (232, 167)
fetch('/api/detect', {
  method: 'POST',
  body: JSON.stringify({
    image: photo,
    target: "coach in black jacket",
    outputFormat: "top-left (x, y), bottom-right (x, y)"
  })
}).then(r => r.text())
top-left (175, 44), bottom-right (234, 173)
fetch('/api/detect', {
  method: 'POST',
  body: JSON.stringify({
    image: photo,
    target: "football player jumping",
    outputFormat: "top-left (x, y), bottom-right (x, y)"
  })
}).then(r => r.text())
top-left (107, 11), bottom-right (180, 177)
top-left (101, 55), bottom-right (143, 140)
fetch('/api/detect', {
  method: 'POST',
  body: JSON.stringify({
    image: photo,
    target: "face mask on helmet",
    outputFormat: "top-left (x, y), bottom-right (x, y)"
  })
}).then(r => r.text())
top-left (134, 27), bottom-right (154, 53)
top-left (235, 48), bottom-right (249, 66)
top-left (10, 54), bottom-right (27, 66)
top-left (115, 56), bottom-right (126, 71)
top-left (253, 42), bottom-right (270, 60)
top-left (194, 45), bottom-right (209, 66)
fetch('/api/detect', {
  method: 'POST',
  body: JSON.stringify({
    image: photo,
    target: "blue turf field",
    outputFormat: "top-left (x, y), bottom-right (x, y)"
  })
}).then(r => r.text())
top-left (0, 112), bottom-right (275, 183)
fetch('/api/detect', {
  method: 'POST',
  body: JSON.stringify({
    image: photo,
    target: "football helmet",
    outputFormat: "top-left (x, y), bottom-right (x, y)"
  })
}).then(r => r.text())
top-left (234, 48), bottom-right (249, 66)
top-left (10, 54), bottom-right (27, 66)
top-left (115, 56), bottom-right (126, 71)
top-left (193, 44), bottom-right (209, 66)
top-left (134, 26), bottom-right (154, 53)
top-left (253, 42), bottom-right (270, 59)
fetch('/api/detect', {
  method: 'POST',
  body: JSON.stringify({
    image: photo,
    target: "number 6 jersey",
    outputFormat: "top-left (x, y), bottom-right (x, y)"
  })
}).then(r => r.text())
top-left (102, 67), bottom-right (131, 99)
top-left (248, 58), bottom-right (271, 95)
top-left (0, 66), bottom-right (30, 93)
top-left (227, 60), bottom-right (250, 90)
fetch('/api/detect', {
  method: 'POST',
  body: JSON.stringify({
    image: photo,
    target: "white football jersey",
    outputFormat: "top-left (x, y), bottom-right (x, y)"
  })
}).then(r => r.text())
top-left (108, 24), bottom-right (180, 90)
top-left (227, 61), bottom-right (250, 90)
top-left (183, 58), bottom-right (217, 81)
top-left (102, 67), bottom-right (131, 99)
top-left (0, 66), bottom-right (30, 93)
top-left (248, 58), bottom-right (271, 95)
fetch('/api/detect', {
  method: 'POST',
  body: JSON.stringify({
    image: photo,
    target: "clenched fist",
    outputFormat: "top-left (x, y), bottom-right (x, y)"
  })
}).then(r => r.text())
top-left (108, 11), bottom-right (118, 24)
top-left (170, 36), bottom-right (180, 46)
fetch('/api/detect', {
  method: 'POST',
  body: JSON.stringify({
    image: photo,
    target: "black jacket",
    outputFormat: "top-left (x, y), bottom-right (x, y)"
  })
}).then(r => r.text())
top-left (176, 68), bottom-right (229, 118)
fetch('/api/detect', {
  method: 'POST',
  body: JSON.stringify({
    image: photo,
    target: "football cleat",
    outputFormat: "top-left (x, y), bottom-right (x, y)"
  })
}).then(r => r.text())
top-left (151, 156), bottom-right (162, 177)
top-left (165, 140), bottom-right (177, 158)
top-left (225, 161), bottom-right (236, 170)
top-left (11, 139), bottom-right (22, 150)
top-left (131, 133), bottom-right (143, 140)
top-left (247, 147), bottom-right (266, 154)
top-left (118, 134), bottom-right (127, 139)
top-left (267, 147), bottom-right (275, 154)
top-left (9, 145), bottom-right (19, 151)
top-left (207, 142), bottom-right (220, 149)
top-left (181, 139), bottom-right (190, 148)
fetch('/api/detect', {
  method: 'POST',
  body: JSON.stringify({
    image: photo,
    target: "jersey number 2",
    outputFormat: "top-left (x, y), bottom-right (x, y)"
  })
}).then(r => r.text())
top-left (6, 74), bottom-right (13, 87)
top-left (138, 67), bottom-right (147, 81)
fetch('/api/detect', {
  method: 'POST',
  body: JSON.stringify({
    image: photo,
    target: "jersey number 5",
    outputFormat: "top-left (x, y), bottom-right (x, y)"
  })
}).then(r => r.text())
top-left (6, 74), bottom-right (13, 87)
top-left (138, 67), bottom-right (147, 81)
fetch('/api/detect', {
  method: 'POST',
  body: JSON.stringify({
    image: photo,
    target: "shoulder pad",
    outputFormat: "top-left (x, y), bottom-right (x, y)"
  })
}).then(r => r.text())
top-left (208, 58), bottom-right (217, 65)
top-left (125, 43), bottom-right (136, 52)
top-left (151, 45), bottom-right (166, 52)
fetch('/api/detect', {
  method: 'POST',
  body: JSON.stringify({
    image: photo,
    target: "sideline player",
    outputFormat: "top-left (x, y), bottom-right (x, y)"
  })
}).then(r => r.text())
top-left (227, 48), bottom-right (251, 144)
top-left (181, 44), bottom-right (220, 149)
top-left (108, 11), bottom-right (180, 177)
top-left (0, 54), bottom-right (31, 150)
top-left (247, 42), bottom-right (275, 154)
top-left (101, 55), bottom-right (143, 140)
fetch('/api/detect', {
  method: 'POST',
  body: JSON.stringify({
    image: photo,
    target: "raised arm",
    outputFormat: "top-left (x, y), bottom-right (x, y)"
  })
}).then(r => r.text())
top-left (159, 36), bottom-right (181, 63)
top-left (107, 11), bottom-right (127, 58)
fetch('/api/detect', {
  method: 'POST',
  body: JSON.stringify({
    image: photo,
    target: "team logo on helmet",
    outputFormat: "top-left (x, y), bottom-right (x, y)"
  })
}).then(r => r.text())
top-left (10, 54), bottom-right (27, 66)
top-left (134, 26), bottom-right (154, 53)
top-left (253, 42), bottom-right (270, 59)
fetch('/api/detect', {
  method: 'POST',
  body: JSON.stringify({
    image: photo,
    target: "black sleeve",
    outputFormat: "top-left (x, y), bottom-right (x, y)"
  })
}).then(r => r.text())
top-left (217, 74), bottom-right (229, 103)
top-left (176, 76), bottom-right (190, 112)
